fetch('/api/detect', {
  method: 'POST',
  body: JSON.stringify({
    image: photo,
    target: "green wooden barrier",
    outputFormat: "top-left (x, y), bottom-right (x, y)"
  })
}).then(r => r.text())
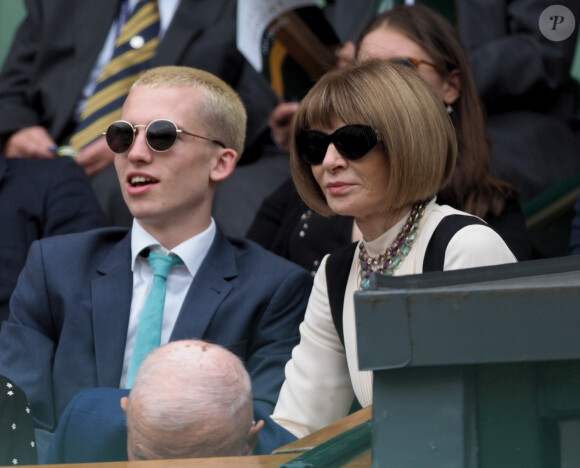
top-left (356, 256), bottom-right (580, 467)
top-left (280, 420), bottom-right (372, 468)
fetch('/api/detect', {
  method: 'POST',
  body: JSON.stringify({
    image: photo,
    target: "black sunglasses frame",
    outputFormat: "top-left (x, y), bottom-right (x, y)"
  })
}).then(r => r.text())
top-left (295, 124), bottom-right (380, 165)
top-left (104, 119), bottom-right (226, 154)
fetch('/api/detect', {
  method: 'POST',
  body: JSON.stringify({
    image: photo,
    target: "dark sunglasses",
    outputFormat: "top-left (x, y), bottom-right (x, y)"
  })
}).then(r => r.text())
top-left (391, 57), bottom-right (446, 73)
top-left (104, 119), bottom-right (226, 154)
top-left (295, 124), bottom-right (379, 165)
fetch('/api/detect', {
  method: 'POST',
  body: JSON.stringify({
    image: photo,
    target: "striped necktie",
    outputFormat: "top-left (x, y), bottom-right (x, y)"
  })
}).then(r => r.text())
top-left (69, 0), bottom-right (160, 151)
top-left (126, 251), bottom-right (183, 388)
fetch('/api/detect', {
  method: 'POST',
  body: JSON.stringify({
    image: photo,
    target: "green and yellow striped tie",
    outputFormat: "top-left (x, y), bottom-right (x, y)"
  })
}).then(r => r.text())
top-left (70, 0), bottom-right (160, 151)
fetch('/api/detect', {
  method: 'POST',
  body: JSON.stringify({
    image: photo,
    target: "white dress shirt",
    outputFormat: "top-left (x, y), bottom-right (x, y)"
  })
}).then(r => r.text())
top-left (119, 217), bottom-right (216, 388)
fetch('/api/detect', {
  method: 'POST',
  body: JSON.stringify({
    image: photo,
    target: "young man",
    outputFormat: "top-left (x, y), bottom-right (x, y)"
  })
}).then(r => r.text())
top-left (0, 65), bottom-right (311, 458)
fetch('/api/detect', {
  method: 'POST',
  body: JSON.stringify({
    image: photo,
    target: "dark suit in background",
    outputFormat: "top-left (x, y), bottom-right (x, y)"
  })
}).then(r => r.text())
top-left (0, 227), bottom-right (310, 434)
top-left (0, 0), bottom-right (284, 234)
top-left (458, 0), bottom-right (580, 203)
top-left (0, 154), bottom-right (107, 323)
top-left (0, 0), bottom-right (275, 154)
top-left (47, 387), bottom-right (298, 463)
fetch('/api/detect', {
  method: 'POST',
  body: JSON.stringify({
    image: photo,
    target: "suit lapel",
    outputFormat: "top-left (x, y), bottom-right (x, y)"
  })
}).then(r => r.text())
top-left (155, 0), bottom-right (230, 65)
top-left (92, 233), bottom-right (133, 387)
top-left (73, 0), bottom-right (120, 66)
top-left (91, 228), bottom-right (239, 380)
top-left (170, 229), bottom-right (237, 340)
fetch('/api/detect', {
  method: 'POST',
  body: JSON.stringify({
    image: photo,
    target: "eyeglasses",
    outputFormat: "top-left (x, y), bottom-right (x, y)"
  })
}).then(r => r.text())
top-left (295, 124), bottom-right (379, 165)
top-left (103, 119), bottom-right (226, 154)
top-left (391, 57), bottom-right (446, 73)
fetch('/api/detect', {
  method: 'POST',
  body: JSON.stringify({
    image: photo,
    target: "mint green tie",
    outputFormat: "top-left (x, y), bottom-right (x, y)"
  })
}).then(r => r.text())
top-left (127, 251), bottom-right (183, 388)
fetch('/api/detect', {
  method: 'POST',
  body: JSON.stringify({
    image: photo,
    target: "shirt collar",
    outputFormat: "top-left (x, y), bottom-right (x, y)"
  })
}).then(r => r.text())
top-left (130, 218), bottom-right (216, 275)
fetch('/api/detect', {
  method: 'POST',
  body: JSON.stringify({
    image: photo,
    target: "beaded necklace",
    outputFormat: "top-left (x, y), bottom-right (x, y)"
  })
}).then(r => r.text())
top-left (359, 198), bottom-right (430, 289)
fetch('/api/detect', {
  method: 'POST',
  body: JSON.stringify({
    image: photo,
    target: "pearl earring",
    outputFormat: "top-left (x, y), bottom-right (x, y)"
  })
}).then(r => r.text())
top-left (446, 104), bottom-right (454, 114)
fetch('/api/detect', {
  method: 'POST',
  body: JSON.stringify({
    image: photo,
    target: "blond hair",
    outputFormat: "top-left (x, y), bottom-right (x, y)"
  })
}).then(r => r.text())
top-left (133, 66), bottom-right (247, 155)
top-left (290, 59), bottom-right (457, 216)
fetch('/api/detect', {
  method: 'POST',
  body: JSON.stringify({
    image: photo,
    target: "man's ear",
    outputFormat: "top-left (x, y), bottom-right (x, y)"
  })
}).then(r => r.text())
top-left (209, 148), bottom-right (238, 183)
top-left (120, 396), bottom-right (129, 414)
top-left (441, 69), bottom-right (462, 106)
top-left (243, 419), bottom-right (264, 455)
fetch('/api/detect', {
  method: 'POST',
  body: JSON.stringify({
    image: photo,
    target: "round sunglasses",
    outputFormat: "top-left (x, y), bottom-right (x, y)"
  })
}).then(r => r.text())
top-left (103, 119), bottom-right (226, 154)
top-left (295, 124), bottom-right (380, 165)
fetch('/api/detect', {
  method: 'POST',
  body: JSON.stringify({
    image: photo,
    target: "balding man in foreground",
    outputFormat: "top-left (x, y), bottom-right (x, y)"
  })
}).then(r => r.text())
top-left (47, 340), bottom-right (296, 463)
top-left (123, 339), bottom-right (262, 460)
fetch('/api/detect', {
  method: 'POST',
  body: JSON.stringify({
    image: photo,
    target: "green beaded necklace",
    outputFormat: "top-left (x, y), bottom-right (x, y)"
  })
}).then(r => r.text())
top-left (358, 198), bottom-right (430, 290)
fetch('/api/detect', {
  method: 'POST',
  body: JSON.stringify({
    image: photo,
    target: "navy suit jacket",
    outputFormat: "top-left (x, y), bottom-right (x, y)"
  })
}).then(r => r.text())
top-left (0, 227), bottom-right (311, 432)
top-left (0, 154), bottom-right (107, 323)
top-left (0, 0), bottom-right (277, 155)
top-left (47, 387), bottom-right (297, 463)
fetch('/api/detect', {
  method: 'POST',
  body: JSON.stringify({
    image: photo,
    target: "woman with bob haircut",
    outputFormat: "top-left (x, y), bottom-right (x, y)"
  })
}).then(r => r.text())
top-left (248, 5), bottom-right (531, 279)
top-left (271, 59), bottom-right (516, 437)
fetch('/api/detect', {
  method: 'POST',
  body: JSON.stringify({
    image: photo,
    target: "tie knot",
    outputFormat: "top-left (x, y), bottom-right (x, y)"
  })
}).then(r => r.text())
top-left (146, 251), bottom-right (183, 280)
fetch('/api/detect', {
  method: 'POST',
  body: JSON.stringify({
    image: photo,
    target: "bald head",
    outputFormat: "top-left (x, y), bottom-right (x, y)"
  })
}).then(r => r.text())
top-left (123, 340), bottom-right (258, 460)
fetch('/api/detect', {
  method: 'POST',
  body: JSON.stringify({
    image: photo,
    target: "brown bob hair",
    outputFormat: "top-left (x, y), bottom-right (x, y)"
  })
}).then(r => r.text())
top-left (290, 59), bottom-right (457, 216)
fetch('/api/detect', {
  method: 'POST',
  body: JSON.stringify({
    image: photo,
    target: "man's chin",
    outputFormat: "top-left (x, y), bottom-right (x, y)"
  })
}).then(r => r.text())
top-left (127, 205), bottom-right (161, 223)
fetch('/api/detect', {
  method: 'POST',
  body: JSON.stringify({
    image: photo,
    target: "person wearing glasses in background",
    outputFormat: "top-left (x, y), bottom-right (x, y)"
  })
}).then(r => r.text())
top-left (270, 59), bottom-right (516, 438)
top-left (247, 5), bottom-right (532, 278)
top-left (0, 65), bottom-right (311, 461)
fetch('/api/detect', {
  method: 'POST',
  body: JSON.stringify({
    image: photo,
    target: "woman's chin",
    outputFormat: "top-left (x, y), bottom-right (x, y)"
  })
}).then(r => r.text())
top-left (326, 200), bottom-right (360, 218)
